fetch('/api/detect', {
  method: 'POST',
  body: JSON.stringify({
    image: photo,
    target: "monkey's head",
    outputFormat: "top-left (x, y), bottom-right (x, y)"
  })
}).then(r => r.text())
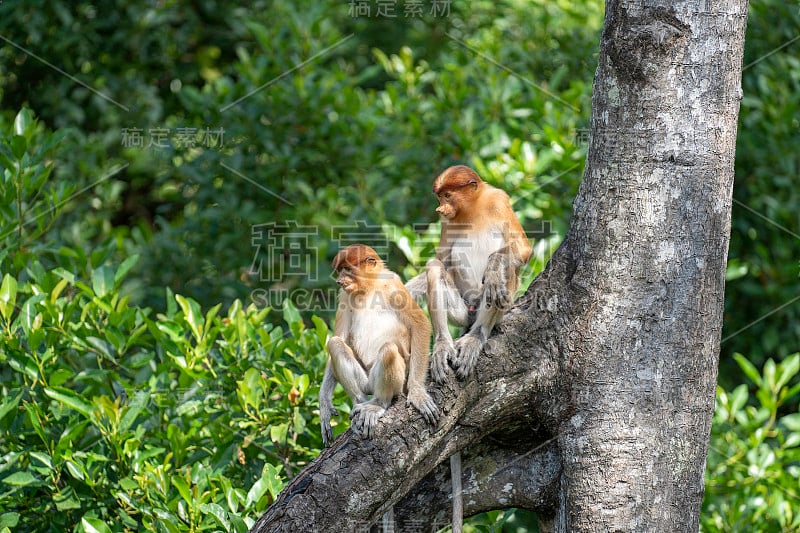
top-left (332, 244), bottom-right (384, 293)
top-left (432, 165), bottom-right (483, 220)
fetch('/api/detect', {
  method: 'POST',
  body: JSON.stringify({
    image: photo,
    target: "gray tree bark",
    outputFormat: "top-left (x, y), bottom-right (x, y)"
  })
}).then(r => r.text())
top-left (250, 0), bottom-right (748, 531)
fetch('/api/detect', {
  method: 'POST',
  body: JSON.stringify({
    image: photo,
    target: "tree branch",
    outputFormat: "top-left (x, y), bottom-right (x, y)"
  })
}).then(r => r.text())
top-left (393, 439), bottom-right (561, 530)
top-left (249, 269), bottom-right (564, 532)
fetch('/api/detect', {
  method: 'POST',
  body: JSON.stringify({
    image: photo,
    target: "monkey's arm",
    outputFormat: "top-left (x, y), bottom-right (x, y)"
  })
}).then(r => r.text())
top-left (404, 272), bottom-right (427, 300)
top-left (499, 196), bottom-right (533, 267)
top-left (483, 209), bottom-right (532, 309)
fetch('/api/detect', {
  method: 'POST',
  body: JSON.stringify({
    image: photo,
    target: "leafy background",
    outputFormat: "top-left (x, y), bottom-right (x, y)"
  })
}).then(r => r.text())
top-left (0, 0), bottom-right (798, 531)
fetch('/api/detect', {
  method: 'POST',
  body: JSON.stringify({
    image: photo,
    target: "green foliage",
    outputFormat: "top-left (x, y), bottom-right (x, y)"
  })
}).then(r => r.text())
top-left (0, 108), bottom-right (73, 273)
top-left (703, 354), bottom-right (800, 532)
top-left (0, 261), bottom-right (338, 531)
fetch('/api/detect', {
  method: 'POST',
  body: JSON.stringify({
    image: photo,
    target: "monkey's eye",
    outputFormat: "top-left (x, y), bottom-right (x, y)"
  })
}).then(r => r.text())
top-left (444, 192), bottom-right (451, 199)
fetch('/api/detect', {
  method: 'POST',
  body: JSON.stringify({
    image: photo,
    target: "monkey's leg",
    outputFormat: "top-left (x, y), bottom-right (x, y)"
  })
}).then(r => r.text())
top-left (453, 302), bottom-right (502, 380)
top-left (426, 259), bottom-right (468, 383)
top-left (327, 336), bottom-right (370, 404)
top-left (351, 343), bottom-right (406, 439)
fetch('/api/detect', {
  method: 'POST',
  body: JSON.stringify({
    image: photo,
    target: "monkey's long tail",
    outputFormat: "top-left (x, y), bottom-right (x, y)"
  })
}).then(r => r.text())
top-left (381, 507), bottom-right (395, 532)
top-left (451, 452), bottom-right (463, 533)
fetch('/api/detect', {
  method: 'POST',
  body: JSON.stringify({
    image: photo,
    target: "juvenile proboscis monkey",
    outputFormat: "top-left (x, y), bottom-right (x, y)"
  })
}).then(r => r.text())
top-left (407, 165), bottom-right (532, 381)
top-left (319, 244), bottom-right (439, 446)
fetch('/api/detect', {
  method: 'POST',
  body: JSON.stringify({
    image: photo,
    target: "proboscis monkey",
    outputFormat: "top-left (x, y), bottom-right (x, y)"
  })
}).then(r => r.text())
top-left (319, 244), bottom-right (439, 446)
top-left (407, 165), bottom-right (532, 380)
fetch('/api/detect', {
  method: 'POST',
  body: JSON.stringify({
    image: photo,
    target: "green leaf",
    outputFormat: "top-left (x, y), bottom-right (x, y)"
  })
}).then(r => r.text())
top-left (764, 358), bottom-right (777, 390)
top-left (729, 384), bottom-right (748, 416)
top-left (13, 108), bottom-right (34, 136)
top-left (3, 471), bottom-right (40, 486)
top-left (781, 413), bottom-right (800, 432)
top-left (270, 423), bottom-right (288, 444)
top-left (10, 135), bottom-right (26, 160)
top-left (44, 387), bottom-right (96, 421)
top-left (230, 514), bottom-right (249, 533)
top-left (119, 390), bottom-right (148, 433)
top-left (311, 315), bottom-right (329, 347)
top-left (24, 403), bottom-right (49, 446)
top-left (91, 265), bottom-right (115, 298)
top-left (0, 273), bottom-right (18, 322)
top-left (0, 144), bottom-right (15, 171)
top-left (114, 255), bottom-right (140, 286)
top-left (8, 352), bottom-right (38, 381)
top-left (51, 277), bottom-right (70, 303)
top-left (734, 353), bottom-right (762, 387)
top-left (245, 476), bottom-right (269, 508)
top-left (54, 487), bottom-right (82, 511)
top-left (200, 503), bottom-right (230, 531)
top-left (776, 354), bottom-right (800, 391)
top-left (14, 294), bottom-right (45, 336)
top-left (293, 408), bottom-right (306, 435)
top-left (0, 391), bottom-right (22, 422)
top-left (0, 513), bottom-right (20, 528)
top-left (176, 294), bottom-right (203, 340)
top-left (53, 268), bottom-right (76, 284)
top-left (86, 336), bottom-right (115, 361)
top-left (65, 460), bottom-right (86, 481)
top-left (282, 299), bottom-right (301, 325)
top-left (165, 286), bottom-right (177, 316)
top-left (262, 463), bottom-right (284, 498)
top-left (172, 475), bottom-right (192, 504)
top-left (81, 516), bottom-right (113, 533)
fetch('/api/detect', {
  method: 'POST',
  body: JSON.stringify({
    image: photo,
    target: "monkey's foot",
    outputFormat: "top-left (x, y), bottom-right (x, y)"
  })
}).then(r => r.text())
top-left (431, 339), bottom-right (456, 383)
top-left (350, 402), bottom-right (386, 439)
top-left (407, 387), bottom-right (440, 425)
top-left (453, 333), bottom-right (485, 379)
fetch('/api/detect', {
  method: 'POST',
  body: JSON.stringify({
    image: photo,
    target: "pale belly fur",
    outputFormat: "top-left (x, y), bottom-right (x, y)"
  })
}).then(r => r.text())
top-left (448, 227), bottom-right (506, 300)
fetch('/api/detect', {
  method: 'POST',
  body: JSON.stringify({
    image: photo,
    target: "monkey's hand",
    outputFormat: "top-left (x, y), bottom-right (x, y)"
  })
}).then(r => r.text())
top-left (351, 401), bottom-right (386, 439)
top-left (431, 339), bottom-right (456, 383)
top-left (407, 387), bottom-right (439, 425)
top-left (483, 253), bottom-right (512, 310)
top-left (319, 401), bottom-right (339, 447)
top-left (453, 332), bottom-right (484, 379)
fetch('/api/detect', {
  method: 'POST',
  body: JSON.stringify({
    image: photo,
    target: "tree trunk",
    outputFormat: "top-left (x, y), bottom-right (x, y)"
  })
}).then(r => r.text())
top-left (250, 1), bottom-right (748, 531)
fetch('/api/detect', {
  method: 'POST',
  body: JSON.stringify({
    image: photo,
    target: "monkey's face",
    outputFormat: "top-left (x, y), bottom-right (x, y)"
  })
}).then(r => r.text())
top-left (433, 166), bottom-right (480, 221)
top-left (335, 258), bottom-right (380, 294)
top-left (436, 190), bottom-right (462, 219)
top-left (332, 245), bottom-right (382, 294)
top-left (335, 269), bottom-right (358, 292)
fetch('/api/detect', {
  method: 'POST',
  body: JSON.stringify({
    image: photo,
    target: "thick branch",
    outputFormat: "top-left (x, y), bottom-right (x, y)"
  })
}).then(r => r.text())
top-left (250, 266), bottom-right (565, 532)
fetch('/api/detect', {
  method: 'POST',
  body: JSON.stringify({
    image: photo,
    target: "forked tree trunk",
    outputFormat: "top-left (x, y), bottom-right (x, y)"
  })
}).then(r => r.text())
top-left (250, 0), bottom-right (748, 531)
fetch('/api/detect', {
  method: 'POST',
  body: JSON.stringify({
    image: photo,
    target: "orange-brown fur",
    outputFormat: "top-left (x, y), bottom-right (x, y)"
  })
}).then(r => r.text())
top-left (407, 165), bottom-right (532, 381)
top-left (320, 244), bottom-right (438, 445)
